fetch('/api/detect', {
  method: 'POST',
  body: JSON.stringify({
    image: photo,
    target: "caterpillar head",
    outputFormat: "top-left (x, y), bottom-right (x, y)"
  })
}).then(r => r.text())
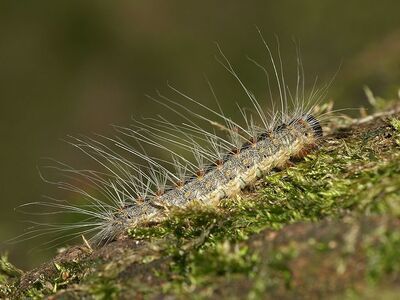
top-left (302, 114), bottom-right (323, 139)
top-left (290, 114), bottom-right (323, 157)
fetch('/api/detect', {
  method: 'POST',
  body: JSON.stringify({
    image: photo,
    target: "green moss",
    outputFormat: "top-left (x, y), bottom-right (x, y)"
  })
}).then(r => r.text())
top-left (52, 261), bottom-right (86, 292)
top-left (0, 254), bottom-right (23, 281)
top-left (364, 229), bottom-right (400, 282)
top-left (390, 118), bottom-right (400, 146)
top-left (390, 118), bottom-right (400, 132)
top-left (0, 254), bottom-right (23, 297)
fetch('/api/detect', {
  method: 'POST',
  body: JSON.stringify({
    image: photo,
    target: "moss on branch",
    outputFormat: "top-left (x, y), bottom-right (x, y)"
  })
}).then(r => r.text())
top-left (2, 96), bottom-right (400, 299)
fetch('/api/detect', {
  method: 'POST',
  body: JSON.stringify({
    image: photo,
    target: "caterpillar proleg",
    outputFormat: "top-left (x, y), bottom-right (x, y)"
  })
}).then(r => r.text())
top-left (16, 32), bottom-right (333, 248)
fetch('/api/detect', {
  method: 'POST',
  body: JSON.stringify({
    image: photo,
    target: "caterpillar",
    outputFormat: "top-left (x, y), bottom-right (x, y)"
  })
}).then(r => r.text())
top-left (16, 32), bottom-right (332, 248)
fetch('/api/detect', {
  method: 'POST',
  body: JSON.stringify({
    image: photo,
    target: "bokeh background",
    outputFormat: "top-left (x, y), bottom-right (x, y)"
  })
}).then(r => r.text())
top-left (1, 0), bottom-right (400, 269)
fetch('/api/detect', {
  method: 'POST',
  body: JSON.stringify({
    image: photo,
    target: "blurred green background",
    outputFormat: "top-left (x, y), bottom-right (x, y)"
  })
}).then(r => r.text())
top-left (1, 0), bottom-right (400, 269)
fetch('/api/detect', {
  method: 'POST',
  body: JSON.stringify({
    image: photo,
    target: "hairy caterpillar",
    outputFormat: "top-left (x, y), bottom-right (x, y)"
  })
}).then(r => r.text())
top-left (15, 32), bottom-right (333, 247)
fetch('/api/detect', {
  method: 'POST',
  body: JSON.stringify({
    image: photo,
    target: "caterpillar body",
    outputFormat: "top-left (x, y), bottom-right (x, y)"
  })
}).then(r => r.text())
top-left (17, 34), bottom-right (331, 247)
top-left (107, 115), bottom-right (323, 241)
